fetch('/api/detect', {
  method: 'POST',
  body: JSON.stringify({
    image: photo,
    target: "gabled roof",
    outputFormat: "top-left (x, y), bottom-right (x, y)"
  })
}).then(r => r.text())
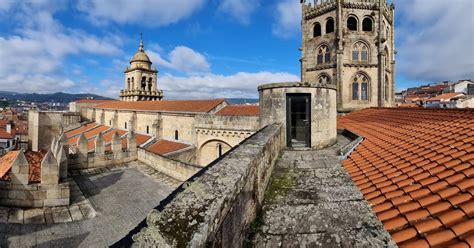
top-left (145, 139), bottom-right (191, 156)
top-left (0, 128), bottom-right (13, 139)
top-left (426, 92), bottom-right (465, 102)
top-left (338, 108), bottom-right (474, 248)
top-left (215, 105), bottom-right (260, 116)
top-left (95, 99), bottom-right (226, 113)
top-left (65, 122), bottom-right (99, 138)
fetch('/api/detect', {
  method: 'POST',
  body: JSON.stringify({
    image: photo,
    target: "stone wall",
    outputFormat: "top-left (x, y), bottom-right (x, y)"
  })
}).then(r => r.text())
top-left (0, 149), bottom-right (70, 208)
top-left (137, 148), bottom-right (201, 182)
top-left (129, 124), bottom-right (284, 247)
top-left (28, 110), bottom-right (81, 152)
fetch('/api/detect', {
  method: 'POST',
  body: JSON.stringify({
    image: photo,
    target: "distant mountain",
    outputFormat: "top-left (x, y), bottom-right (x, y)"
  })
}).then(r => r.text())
top-left (226, 98), bottom-right (259, 105)
top-left (0, 91), bottom-right (112, 103)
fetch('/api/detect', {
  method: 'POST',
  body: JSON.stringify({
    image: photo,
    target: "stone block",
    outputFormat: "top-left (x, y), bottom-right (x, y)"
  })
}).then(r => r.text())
top-left (8, 208), bottom-right (23, 224)
top-left (30, 190), bottom-right (47, 200)
top-left (44, 198), bottom-right (69, 207)
top-left (8, 190), bottom-right (27, 200)
top-left (68, 205), bottom-right (84, 221)
top-left (51, 207), bottom-right (72, 223)
top-left (46, 189), bottom-right (62, 199)
top-left (0, 206), bottom-right (8, 222)
top-left (24, 208), bottom-right (45, 224)
top-left (78, 204), bottom-right (96, 219)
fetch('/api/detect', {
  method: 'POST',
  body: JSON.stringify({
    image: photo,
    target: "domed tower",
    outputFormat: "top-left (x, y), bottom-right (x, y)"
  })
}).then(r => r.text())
top-left (301, 0), bottom-right (395, 112)
top-left (120, 34), bottom-right (164, 101)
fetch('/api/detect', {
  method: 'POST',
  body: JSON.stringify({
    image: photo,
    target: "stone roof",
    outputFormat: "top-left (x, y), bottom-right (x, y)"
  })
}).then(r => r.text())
top-left (145, 139), bottom-right (191, 156)
top-left (215, 105), bottom-right (260, 117)
top-left (95, 99), bottom-right (226, 113)
top-left (130, 51), bottom-right (151, 63)
top-left (338, 108), bottom-right (474, 247)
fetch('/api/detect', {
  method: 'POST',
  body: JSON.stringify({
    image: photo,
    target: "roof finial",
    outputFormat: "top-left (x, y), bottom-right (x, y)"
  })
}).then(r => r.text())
top-left (139, 33), bottom-right (144, 52)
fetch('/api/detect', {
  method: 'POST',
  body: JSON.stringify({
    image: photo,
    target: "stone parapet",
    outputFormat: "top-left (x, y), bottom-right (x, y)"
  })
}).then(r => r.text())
top-left (125, 124), bottom-right (284, 247)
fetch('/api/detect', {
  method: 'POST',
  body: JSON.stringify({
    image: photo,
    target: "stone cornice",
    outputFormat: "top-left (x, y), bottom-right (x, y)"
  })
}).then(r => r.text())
top-left (307, 64), bottom-right (336, 71)
top-left (303, 3), bottom-right (337, 20)
top-left (341, 2), bottom-right (378, 11)
top-left (343, 63), bottom-right (378, 68)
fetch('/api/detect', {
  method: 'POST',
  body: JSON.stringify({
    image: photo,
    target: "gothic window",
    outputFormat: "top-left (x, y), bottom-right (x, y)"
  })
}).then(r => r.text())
top-left (175, 130), bottom-right (179, 140)
top-left (314, 23), bottom-right (321, 37)
top-left (326, 18), bottom-right (334, 34)
top-left (352, 42), bottom-right (369, 62)
top-left (353, 74), bottom-right (370, 101)
top-left (352, 82), bottom-right (359, 100)
top-left (317, 45), bottom-right (330, 64)
top-left (318, 74), bottom-right (331, 84)
top-left (362, 18), bottom-right (373, 32)
top-left (347, 16), bottom-right (358, 31)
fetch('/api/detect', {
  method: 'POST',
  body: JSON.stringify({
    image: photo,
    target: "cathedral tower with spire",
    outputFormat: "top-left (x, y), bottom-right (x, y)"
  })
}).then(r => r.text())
top-left (120, 34), bottom-right (164, 101)
top-left (301, 0), bottom-right (395, 112)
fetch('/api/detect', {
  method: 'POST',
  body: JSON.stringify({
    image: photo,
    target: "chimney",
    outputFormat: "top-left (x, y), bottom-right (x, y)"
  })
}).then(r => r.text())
top-left (6, 123), bottom-right (11, 134)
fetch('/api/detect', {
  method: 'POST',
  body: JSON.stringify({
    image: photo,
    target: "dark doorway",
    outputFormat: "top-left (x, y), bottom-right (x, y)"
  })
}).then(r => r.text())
top-left (286, 94), bottom-right (311, 148)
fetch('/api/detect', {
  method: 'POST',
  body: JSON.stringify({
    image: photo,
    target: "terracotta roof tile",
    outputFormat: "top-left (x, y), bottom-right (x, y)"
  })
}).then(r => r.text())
top-left (338, 108), bottom-right (474, 247)
top-left (0, 151), bottom-right (20, 179)
top-left (145, 139), bottom-right (191, 156)
top-left (215, 105), bottom-right (260, 116)
top-left (95, 99), bottom-right (225, 113)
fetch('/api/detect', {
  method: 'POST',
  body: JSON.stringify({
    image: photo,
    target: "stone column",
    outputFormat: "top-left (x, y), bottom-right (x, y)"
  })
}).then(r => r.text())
top-left (111, 131), bottom-right (123, 160)
top-left (127, 131), bottom-right (137, 154)
top-left (77, 133), bottom-right (89, 168)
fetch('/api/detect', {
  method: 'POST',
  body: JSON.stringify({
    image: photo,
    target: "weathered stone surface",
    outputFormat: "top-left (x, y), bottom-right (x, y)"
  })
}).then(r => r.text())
top-left (252, 136), bottom-right (396, 247)
top-left (131, 124), bottom-right (284, 247)
top-left (23, 208), bottom-right (45, 224)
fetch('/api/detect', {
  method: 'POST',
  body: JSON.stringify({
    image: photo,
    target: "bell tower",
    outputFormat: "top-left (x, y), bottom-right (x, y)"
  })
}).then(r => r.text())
top-left (120, 34), bottom-right (164, 101)
top-left (301, 0), bottom-right (395, 112)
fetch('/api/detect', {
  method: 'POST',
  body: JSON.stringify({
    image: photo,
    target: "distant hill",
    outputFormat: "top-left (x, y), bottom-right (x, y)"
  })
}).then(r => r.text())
top-left (0, 91), bottom-right (112, 103)
top-left (226, 98), bottom-right (259, 105)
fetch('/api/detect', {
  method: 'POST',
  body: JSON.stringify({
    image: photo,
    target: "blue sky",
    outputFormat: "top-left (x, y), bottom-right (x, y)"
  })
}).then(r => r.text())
top-left (0, 0), bottom-right (472, 99)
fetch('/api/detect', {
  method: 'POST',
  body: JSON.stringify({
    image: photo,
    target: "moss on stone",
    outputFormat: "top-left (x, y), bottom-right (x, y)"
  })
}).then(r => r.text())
top-left (263, 168), bottom-right (296, 204)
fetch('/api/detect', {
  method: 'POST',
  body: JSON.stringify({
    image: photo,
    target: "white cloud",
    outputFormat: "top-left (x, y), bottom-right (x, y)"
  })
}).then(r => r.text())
top-left (394, 0), bottom-right (474, 82)
top-left (158, 71), bottom-right (299, 99)
top-left (78, 0), bottom-right (206, 27)
top-left (0, 1), bottom-right (123, 94)
top-left (272, 0), bottom-right (301, 38)
top-left (218, 0), bottom-right (260, 25)
top-left (147, 46), bottom-right (210, 74)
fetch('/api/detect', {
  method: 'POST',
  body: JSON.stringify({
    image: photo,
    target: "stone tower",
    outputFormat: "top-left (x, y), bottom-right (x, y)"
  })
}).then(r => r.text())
top-left (120, 34), bottom-right (164, 101)
top-left (301, 0), bottom-right (395, 112)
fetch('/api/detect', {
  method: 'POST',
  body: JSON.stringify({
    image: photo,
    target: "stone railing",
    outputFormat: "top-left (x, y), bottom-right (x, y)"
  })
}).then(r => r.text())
top-left (137, 148), bottom-right (202, 182)
top-left (113, 124), bottom-right (284, 247)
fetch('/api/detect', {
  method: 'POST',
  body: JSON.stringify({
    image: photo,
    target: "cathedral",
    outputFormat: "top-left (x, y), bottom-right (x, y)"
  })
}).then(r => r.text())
top-left (301, 0), bottom-right (396, 112)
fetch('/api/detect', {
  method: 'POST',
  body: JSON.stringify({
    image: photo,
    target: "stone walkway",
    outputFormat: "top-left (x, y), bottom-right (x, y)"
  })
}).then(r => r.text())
top-left (0, 162), bottom-right (176, 247)
top-left (252, 135), bottom-right (396, 247)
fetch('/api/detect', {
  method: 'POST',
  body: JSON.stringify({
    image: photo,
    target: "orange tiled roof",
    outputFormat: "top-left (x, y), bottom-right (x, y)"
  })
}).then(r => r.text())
top-left (397, 103), bottom-right (419, 108)
top-left (0, 128), bottom-right (13, 139)
top-left (68, 125), bottom-right (110, 144)
top-left (65, 122), bottom-right (98, 138)
top-left (24, 150), bottom-right (47, 183)
top-left (427, 93), bottom-right (464, 102)
top-left (146, 139), bottom-right (191, 156)
top-left (95, 99), bottom-right (225, 113)
top-left (75, 99), bottom-right (117, 104)
top-left (0, 151), bottom-right (20, 179)
top-left (338, 108), bottom-right (474, 248)
top-left (215, 105), bottom-right (260, 116)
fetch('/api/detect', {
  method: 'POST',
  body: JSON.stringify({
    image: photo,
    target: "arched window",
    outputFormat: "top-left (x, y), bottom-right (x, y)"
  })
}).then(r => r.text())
top-left (148, 78), bottom-right (153, 91)
top-left (362, 18), bottom-right (373, 32)
top-left (318, 74), bottom-right (331, 84)
top-left (352, 82), bottom-right (359, 100)
top-left (109, 120), bottom-right (112, 126)
top-left (125, 122), bottom-right (127, 129)
top-left (353, 74), bottom-right (370, 101)
top-left (127, 78), bottom-right (130, 89)
top-left (347, 16), bottom-right (358, 31)
top-left (141, 76), bottom-right (146, 90)
top-left (317, 45), bottom-right (330, 64)
top-left (131, 77), bottom-right (134, 89)
top-left (314, 23), bottom-right (321, 37)
top-left (217, 143), bottom-right (223, 157)
top-left (352, 42), bottom-right (369, 62)
top-left (175, 130), bottom-right (179, 140)
top-left (326, 18), bottom-right (334, 34)
top-left (146, 126), bottom-right (149, 134)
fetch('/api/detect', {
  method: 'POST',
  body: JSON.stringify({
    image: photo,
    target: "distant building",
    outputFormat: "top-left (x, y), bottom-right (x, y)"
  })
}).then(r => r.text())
top-left (450, 80), bottom-right (474, 95)
top-left (0, 120), bottom-right (15, 155)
